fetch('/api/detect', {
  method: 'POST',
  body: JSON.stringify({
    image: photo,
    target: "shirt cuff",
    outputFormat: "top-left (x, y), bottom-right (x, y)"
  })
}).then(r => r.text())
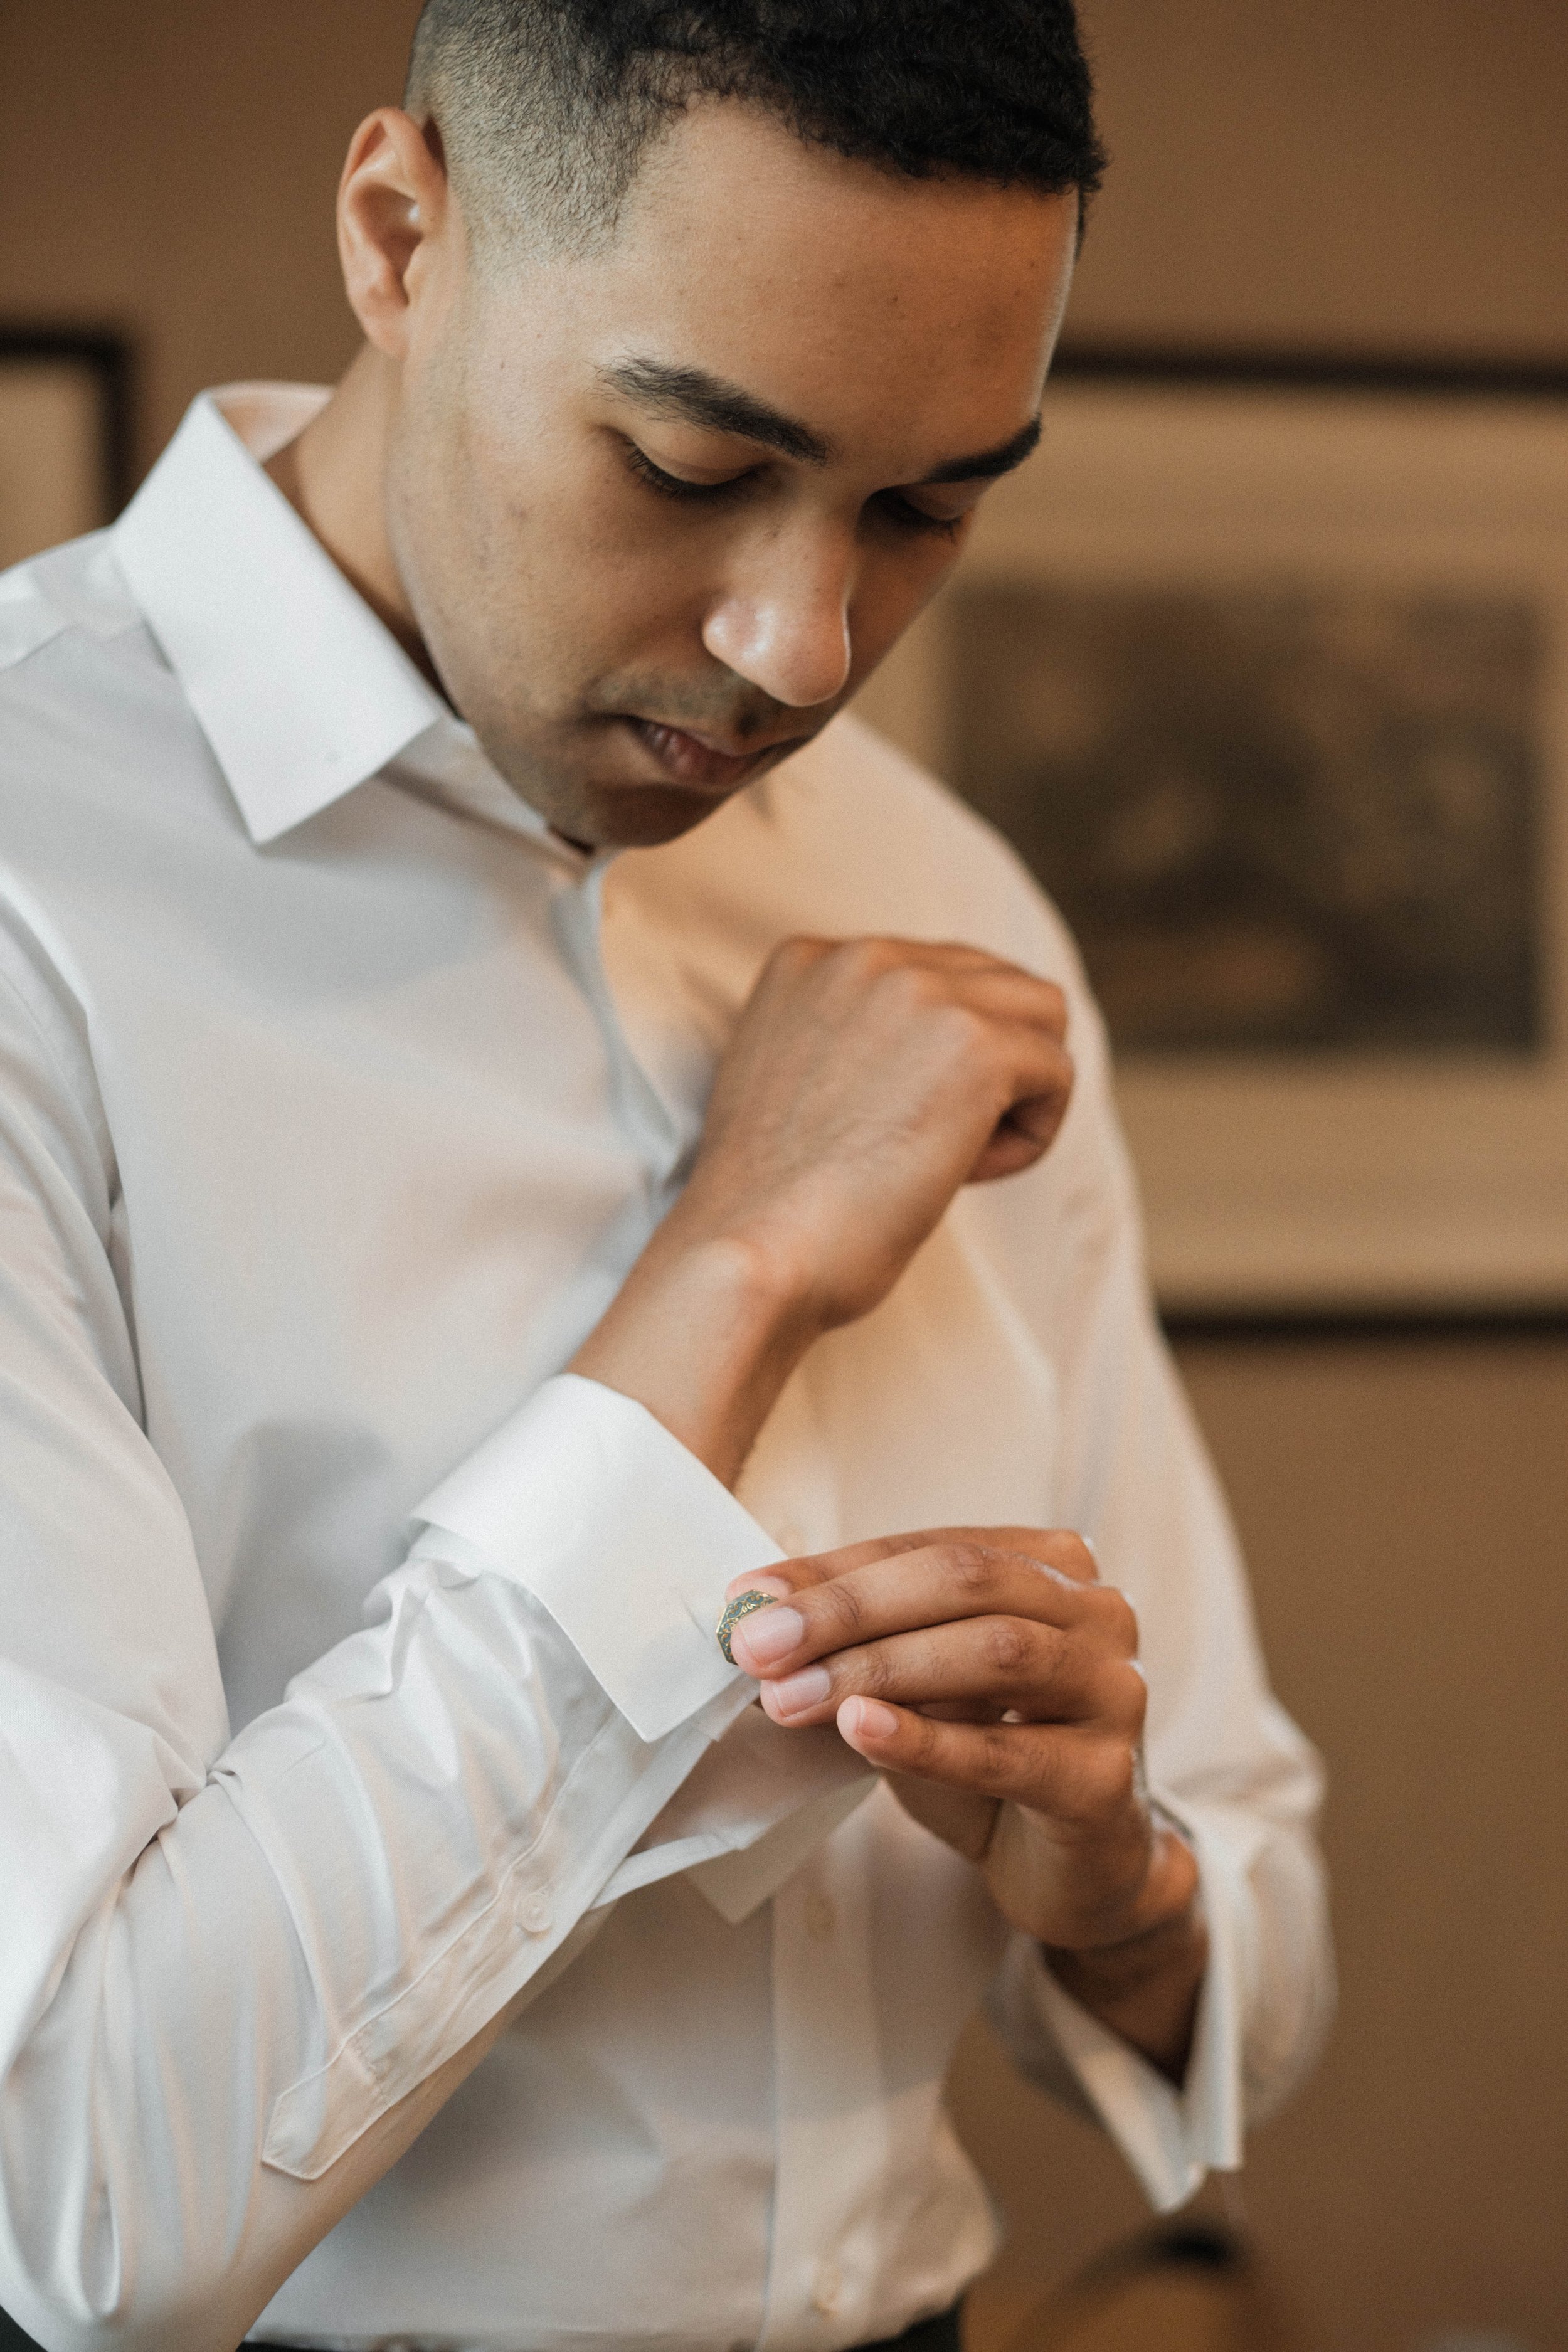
top-left (1003, 1792), bottom-right (1262, 2212)
top-left (596, 1703), bottom-right (880, 1923)
top-left (412, 1374), bottom-right (785, 1742)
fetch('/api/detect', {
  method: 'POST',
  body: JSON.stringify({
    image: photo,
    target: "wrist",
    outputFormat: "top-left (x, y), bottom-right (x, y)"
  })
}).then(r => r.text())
top-left (652, 1185), bottom-right (844, 1333)
top-left (1072, 1819), bottom-right (1200, 1951)
top-left (568, 1227), bottom-right (821, 1488)
top-left (1044, 1877), bottom-right (1204, 1996)
top-left (1041, 1828), bottom-right (1207, 2082)
top-left (632, 1222), bottom-right (825, 1376)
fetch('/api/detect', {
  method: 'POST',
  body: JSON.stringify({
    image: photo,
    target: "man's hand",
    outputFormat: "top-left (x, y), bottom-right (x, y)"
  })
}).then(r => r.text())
top-left (665, 936), bottom-right (1073, 1328)
top-left (723, 1528), bottom-right (1207, 2082)
top-left (571, 937), bottom-right (1073, 1484)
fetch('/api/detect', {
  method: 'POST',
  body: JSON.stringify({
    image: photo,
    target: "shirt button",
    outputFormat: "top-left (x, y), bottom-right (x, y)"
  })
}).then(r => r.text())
top-left (517, 1889), bottom-right (553, 1937)
top-left (804, 1890), bottom-right (836, 1942)
top-left (812, 2261), bottom-right (842, 2317)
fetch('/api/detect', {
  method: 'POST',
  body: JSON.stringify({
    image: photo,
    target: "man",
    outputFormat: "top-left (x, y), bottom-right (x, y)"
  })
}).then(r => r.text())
top-left (0, 5), bottom-right (1332, 2349)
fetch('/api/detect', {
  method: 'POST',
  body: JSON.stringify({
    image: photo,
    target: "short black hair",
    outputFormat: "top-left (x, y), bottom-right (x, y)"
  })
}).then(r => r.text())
top-left (406, 0), bottom-right (1106, 260)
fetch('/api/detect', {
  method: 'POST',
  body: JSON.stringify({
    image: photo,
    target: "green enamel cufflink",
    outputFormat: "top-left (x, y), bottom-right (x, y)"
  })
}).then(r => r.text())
top-left (716, 1589), bottom-right (779, 1665)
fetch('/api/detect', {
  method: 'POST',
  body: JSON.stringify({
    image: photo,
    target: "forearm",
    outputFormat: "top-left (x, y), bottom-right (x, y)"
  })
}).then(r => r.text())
top-left (568, 1224), bottom-right (818, 1488)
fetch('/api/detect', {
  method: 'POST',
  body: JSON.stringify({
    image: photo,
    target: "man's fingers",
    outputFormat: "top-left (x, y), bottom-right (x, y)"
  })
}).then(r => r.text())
top-left (835, 1698), bottom-right (1142, 1825)
top-left (799, 941), bottom-right (1074, 1179)
top-left (970, 1053), bottom-right (1075, 1184)
top-left (954, 978), bottom-right (1075, 1177)
top-left (761, 935), bottom-right (1068, 1047)
top-left (839, 1697), bottom-right (1027, 1798)
top-left (724, 1524), bottom-right (1101, 1606)
top-left (724, 1537), bottom-right (1120, 1676)
top-left (936, 961), bottom-right (1069, 1044)
top-left (751, 1613), bottom-right (1143, 1731)
top-left (794, 935), bottom-right (1067, 1022)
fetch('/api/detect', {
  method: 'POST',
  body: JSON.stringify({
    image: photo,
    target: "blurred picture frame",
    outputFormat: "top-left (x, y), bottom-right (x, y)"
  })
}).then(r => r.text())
top-left (0, 328), bottom-right (133, 573)
top-left (857, 351), bottom-right (1568, 1318)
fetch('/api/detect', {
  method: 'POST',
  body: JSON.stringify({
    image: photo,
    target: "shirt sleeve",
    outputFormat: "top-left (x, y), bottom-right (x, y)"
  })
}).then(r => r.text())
top-left (0, 948), bottom-right (783, 2352)
top-left (975, 926), bottom-right (1335, 2211)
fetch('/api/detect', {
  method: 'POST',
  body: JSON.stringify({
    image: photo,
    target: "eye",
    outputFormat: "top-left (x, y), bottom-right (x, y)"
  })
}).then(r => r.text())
top-left (872, 490), bottom-right (968, 543)
top-left (625, 443), bottom-right (752, 504)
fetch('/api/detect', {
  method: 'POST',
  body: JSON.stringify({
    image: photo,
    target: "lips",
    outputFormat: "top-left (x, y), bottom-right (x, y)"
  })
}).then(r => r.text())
top-left (627, 718), bottom-right (796, 792)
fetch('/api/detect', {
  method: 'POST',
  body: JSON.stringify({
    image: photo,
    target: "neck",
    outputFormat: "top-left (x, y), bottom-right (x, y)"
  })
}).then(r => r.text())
top-left (265, 347), bottom-right (439, 684)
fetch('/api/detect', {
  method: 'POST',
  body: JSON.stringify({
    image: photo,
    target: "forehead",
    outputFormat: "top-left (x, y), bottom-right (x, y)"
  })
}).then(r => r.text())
top-left (498, 102), bottom-right (1079, 468)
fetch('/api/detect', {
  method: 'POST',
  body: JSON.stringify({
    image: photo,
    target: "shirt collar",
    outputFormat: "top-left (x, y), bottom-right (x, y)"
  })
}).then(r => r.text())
top-left (112, 384), bottom-right (448, 845)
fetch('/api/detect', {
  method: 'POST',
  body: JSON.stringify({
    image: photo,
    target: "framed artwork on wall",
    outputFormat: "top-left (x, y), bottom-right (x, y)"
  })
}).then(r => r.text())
top-left (855, 351), bottom-right (1568, 1318)
top-left (0, 329), bottom-right (133, 573)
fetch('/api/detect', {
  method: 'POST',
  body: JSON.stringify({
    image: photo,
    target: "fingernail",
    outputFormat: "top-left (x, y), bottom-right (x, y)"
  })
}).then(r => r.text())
top-left (731, 1605), bottom-right (805, 1666)
top-left (842, 1697), bottom-right (899, 1741)
top-left (770, 1665), bottom-right (831, 1717)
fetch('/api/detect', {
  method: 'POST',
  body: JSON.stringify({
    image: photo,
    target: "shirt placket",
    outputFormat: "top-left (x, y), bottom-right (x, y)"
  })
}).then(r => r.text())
top-left (559, 852), bottom-right (893, 2351)
top-left (757, 1798), bottom-right (891, 2351)
top-left (550, 861), bottom-right (691, 1210)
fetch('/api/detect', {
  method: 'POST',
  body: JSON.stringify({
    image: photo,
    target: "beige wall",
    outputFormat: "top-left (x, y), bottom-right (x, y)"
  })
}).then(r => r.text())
top-left (0, 1), bottom-right (418, 480)
top-left (3, 0), bottom-right (1564, 481)
top-left (1071, 0), bottom-right (1567, 361)
top-left (4, 6), bottom-right (1565, 2348)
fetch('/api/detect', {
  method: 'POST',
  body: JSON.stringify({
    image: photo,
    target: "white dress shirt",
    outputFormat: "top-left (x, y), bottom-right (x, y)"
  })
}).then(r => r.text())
top-left (0, 386), bottom-right (1332, 2352)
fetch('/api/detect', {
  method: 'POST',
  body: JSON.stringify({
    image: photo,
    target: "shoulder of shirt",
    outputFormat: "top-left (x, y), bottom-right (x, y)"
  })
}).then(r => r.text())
top-left (0, 530), bottom-right (148, 679)
top-left (0, 533), bottom-right (161, 1135)
top-left (751, 708), bottom-right (1091, 993)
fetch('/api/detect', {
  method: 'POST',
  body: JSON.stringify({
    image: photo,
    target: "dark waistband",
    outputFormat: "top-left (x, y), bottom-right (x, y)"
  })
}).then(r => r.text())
top-left (856, 2300), bottom-right (964, 2352)
top-left (240, 2306), bottom-right (963, 2352)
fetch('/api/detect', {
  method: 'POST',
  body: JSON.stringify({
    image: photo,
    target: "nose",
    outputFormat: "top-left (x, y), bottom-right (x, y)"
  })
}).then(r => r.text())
top-left (701, 525), bottom-right (856, 711)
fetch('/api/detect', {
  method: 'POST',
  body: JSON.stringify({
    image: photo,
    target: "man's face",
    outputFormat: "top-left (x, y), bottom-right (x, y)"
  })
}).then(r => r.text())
top-left (385, 103), bottom-right (1078, 848)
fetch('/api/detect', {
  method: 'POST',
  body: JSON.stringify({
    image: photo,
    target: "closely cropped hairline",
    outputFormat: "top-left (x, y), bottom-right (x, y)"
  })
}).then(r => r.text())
top-left (413, 83), bottom-right (1093, 272)
top-left (403, 3), bottom-right (1105, 263)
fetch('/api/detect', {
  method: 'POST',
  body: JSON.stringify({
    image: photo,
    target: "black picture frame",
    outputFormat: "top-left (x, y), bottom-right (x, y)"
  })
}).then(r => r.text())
top-left (0, 324), bottom-right (135, 544)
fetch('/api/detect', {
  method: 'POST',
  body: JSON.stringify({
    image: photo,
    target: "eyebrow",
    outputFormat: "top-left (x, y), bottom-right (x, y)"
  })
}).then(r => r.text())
top-left (600, 356), bottom-right (832, 465)
top-left (916, 415), bottom-right (1042, 484)
top-left (600, 354), bottom-right (1043, 485)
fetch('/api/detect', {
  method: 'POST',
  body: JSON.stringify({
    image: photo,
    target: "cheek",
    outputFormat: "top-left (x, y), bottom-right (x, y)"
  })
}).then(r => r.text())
top-left (410, 474), bottom-right (694, 731)
top-left (391, 407), bottom-right (565, 681)
top-left (467, 412), bottom-right (697, 614)
top-left (848, 543), bottom-right (960, 686)
top-left (382, 371), bottom-right (508, 649)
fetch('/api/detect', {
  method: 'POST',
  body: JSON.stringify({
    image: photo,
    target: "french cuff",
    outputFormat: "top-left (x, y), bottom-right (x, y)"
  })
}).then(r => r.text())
top-left (1011, 1793), bottom-right (1265, 2212)
top-left (412, 1373), bottom-right (784, 1742)
top-left (596, 1704), bottom-right (880, 1923)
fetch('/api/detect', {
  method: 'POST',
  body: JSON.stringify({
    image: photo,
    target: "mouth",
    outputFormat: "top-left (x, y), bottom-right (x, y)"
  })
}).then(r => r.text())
top-left (622, 716), bottom-right (803, 793)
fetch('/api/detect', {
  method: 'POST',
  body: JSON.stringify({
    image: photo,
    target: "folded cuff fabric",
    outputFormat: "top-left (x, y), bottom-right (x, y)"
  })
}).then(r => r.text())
top-left (413, 1373), bottom-right (786, 1742)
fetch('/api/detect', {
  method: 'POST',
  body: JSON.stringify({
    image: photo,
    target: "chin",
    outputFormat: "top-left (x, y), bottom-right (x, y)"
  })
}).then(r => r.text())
top-left (581, 778), bottom-right (749, 850)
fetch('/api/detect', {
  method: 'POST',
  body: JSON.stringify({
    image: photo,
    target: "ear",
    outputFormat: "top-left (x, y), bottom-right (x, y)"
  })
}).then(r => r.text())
top-left (337, 107), bottom-right (454, 358)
